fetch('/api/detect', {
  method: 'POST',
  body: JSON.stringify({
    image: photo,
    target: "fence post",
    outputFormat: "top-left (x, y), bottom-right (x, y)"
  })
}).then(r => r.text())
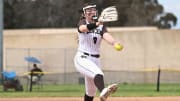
top-left (0, 0), bottom-right (4, 82)
top-left (64, 48), bottom-right (67, 84)
top-left (156, 67), bottom-right (161, 92)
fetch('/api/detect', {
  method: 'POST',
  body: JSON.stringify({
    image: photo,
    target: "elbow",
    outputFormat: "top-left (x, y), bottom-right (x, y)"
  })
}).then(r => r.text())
top-left (79, 25), bottom-right (89, 33)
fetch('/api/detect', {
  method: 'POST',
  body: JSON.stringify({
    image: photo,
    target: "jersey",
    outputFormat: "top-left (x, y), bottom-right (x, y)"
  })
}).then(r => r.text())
top-left (75, 19), bottom-right (107, 96)
top-left (77, 19), bottom-right (108, 54)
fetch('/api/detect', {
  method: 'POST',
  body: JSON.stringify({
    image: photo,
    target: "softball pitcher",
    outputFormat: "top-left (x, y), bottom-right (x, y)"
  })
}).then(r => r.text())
top-left (74, 3), bottom-right (121, 101)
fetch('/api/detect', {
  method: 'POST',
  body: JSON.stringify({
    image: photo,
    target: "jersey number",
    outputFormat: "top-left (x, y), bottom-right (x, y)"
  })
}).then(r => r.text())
top-left (93, 37), bottom-right (97, 44)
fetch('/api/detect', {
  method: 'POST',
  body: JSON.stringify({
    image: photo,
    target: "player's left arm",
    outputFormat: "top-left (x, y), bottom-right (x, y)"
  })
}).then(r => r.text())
top-left (103, 32), bottom-right (119, 46)
top-left (101, 25), bottom-right (119, 46)
top-left (103, 32), bottom-right (123, 51)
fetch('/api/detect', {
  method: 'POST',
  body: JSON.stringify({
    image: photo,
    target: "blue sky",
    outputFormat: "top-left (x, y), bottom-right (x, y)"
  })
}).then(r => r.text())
top-left (158, 0), bottom-right (180, 29)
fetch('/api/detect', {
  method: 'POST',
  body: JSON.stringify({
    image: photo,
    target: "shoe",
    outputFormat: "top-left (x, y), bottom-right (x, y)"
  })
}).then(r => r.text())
top-left (100, 84), bottom-right (118, 101)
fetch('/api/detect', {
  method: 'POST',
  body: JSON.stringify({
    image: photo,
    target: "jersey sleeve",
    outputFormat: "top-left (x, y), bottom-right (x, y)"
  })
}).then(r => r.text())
top-left (77, 19), bottom-right (86, 33)
top-left (100, 25), bottom-right (108, 36)
top-left (102, 25), bottom-right (108, 33)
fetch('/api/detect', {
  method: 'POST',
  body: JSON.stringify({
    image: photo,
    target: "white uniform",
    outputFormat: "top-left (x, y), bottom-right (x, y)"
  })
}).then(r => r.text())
top-left (74, 19), bottom-right (107, 96)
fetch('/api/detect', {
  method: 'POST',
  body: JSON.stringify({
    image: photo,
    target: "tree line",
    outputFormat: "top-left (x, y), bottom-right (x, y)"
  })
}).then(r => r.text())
top-left (4, 0), bottom-right (177, 29)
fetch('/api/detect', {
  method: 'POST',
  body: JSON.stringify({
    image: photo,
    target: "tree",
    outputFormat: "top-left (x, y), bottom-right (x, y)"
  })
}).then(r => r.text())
top-left (155, 13), bottom-right (177, 29)
top-left (4, 0), bottom-right (177, 29)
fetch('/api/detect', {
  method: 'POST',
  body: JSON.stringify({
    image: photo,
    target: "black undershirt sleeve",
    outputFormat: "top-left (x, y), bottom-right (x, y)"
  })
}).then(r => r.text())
top-left (87, 23), bottom-right (98, 30)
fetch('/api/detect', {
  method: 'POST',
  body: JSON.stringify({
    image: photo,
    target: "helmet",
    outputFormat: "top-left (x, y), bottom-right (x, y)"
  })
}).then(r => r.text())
top-left (82, 4), bottom-right (98, 21)
top-left (82, 3), bottom-right (97, 14)
top-left (83, 4), bottom-right (96, 13)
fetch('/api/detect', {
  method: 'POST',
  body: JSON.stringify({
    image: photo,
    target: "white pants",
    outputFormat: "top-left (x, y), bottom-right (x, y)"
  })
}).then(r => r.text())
top-left (74, 51), bottom-right (104, 96)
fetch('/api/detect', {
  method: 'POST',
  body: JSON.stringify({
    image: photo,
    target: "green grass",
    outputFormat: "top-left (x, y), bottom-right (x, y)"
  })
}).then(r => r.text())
top-left (1, 83), bottom-right (180, 97)
top-left (114, 83), bottom-right (180, 97)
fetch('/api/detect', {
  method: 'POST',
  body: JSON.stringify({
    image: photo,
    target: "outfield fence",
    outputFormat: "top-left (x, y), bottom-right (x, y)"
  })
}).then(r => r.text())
top-left (4, 48), bottom-right (180, 86)
top-left (2, 28), bottom-right (180, 86)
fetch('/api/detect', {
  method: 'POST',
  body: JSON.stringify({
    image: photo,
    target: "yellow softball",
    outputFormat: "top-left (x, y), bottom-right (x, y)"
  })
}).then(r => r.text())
top-left (114, 43), bottom-right (123, 51)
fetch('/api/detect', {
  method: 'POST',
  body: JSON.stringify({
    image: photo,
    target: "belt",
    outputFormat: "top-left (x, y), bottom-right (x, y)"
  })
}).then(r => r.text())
top-left (83, 52), bottom-right (100, 58)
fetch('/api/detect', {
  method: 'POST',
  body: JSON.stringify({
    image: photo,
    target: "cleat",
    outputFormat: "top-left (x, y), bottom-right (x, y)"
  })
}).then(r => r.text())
top-left (100, 84), bottom-right (118, 101)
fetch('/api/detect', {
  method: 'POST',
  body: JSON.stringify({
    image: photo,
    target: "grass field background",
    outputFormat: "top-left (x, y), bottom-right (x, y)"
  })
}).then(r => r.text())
top-left (0, 83), bottom-right (180, 97)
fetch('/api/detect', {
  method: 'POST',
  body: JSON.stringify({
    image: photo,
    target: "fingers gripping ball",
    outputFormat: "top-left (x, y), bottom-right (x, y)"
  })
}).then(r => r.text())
top-left (114, 43), bottom-right (123, 51)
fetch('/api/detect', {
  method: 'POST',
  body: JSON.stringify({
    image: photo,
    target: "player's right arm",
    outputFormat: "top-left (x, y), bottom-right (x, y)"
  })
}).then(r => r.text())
top-left (78, 19), bottom-right (102, 33)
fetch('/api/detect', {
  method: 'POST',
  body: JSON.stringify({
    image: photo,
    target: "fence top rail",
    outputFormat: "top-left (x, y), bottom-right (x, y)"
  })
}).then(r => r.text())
top-left (3, 27), bottom-right (160, 36)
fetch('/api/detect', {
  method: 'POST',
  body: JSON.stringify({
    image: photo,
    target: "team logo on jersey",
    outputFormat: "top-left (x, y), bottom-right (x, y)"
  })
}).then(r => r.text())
top-left (81, 55), bottom-right (87, 58)
top-left (87, 29), bottom-right (102, 35)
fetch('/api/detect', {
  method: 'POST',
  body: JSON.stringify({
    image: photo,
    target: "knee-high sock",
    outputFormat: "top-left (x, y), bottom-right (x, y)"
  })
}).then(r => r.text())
top-left (84, 94), bottom-right (94, 101)
top-left (94, 74), bottom-right (105, 92)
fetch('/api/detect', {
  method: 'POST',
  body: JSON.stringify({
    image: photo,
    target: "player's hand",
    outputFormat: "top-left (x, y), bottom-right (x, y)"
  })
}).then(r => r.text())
top-left (96, 21), bottom-right (103, 26)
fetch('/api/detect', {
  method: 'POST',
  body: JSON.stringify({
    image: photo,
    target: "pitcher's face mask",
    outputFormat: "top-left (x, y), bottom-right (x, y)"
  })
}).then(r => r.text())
top-left (83, 5), bottom-right (98, 20)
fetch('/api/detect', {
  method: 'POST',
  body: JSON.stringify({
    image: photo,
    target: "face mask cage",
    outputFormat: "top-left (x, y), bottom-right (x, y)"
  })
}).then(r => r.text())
top-left (83, 5), bottom-right (98, 21)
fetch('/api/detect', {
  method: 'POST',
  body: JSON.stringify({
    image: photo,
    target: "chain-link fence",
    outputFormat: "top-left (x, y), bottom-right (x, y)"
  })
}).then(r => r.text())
top-left (4, 47), bottom-right (180, 86)
top-left (5, 48), bottom-right (82, 85)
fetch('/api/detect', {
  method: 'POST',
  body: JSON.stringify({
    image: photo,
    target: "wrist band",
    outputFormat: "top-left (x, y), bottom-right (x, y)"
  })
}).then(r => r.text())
top-left (87, 23), bottom-right (98, 30)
